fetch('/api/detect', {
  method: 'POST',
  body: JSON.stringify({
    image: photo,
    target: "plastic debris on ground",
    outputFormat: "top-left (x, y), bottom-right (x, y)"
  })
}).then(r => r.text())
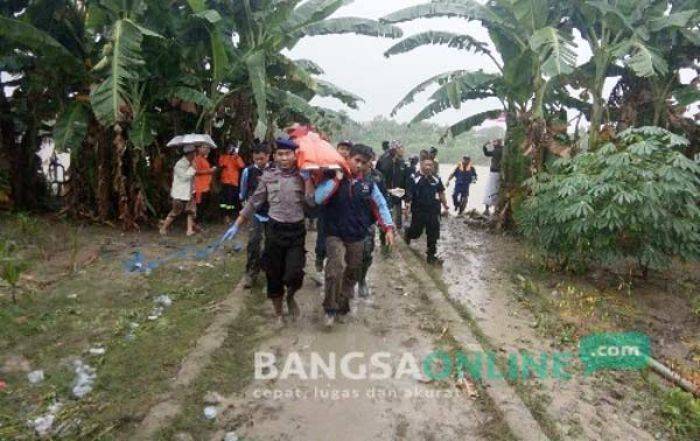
top-left (0, 379), bottom-right (6, 391)
top-left (27, 370), bottom-right (44, 384)
top-left (125, 322), bottom-right (139, 341)
top-left (224, 432), bottom-right (239, 441)
top-left (71, 360), bottom-right (96, 398)
top-left (29, 402), bottom-right (62, 438)
top-left (455, 375), bottom-right (479, 398)
top-left (203, 406), bottom-right (218, 420)
top-left (154, 294), bottom-right (173, 308)
top-left (88, 347), bottom-right (106, 356)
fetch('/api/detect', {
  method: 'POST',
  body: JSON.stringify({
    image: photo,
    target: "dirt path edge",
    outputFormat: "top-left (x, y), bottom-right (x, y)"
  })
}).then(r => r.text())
top-left (396, 243), bottom-right (551, 441)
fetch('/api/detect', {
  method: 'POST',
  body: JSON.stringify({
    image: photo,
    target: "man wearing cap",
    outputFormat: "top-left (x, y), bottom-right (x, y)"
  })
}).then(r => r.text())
top-left (160, 145), bottom-right (198, 236)
top-left (404, 158), bottom-right (449, 265)
top-left (228, 138), bottom-right (314, 325)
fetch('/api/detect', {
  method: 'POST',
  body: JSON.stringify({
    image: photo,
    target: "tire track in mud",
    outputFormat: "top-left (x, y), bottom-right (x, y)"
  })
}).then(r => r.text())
top-left (429, 216), bottom-right (661, 440)
top-left (394, 242), bottom-right (550, 441)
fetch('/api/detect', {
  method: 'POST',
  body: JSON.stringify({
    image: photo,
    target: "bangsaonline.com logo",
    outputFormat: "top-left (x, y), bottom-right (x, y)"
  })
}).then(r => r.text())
top-left (253, 332), bottom-right (651, 385)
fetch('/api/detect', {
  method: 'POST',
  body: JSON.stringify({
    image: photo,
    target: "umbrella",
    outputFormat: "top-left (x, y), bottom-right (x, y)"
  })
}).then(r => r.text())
top-left (166, 134), bottom-right (217, 149)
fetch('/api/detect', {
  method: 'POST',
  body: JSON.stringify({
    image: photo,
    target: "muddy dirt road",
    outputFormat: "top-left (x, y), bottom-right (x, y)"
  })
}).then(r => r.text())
top-left (129, 209), bottom-right (683, 441)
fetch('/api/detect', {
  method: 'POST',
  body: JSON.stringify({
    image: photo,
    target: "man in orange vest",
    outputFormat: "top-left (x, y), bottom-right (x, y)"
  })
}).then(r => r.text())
top-left (218, 143), bottom-right (246, 224)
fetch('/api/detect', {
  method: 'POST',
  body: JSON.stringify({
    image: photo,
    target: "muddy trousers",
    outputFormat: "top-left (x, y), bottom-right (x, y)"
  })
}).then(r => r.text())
top-left (406, 211), bottom-right (440, 258)
top-left (245, 216), bottom-right (265, 276)
top-left (453, 186), bottom-right (470, 214)
top-left (359, 225), bottom-right (376, 284)
top-left (261, 220), bottom-right (306, 300)
top-left (315, 216), bottom-right (326, 265)
top-left (323, 236), bottom-right (364, 315)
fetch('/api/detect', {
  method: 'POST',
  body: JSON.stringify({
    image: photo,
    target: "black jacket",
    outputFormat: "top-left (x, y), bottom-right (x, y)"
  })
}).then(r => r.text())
top-left (483, 144), bottom-right (503, 173)
top-left (380, 157), bottom-right (410, 194)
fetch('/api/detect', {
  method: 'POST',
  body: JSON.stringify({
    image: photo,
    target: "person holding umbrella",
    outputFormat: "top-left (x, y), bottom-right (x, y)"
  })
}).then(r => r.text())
top-left (160, 145), bottom-right (198, 236)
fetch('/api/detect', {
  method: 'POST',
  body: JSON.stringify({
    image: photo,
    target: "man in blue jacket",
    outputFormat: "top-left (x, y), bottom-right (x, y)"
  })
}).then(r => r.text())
top-left (315, 144), bottom-right (394, 328)
top-left (238, 141), bottom-right (272, 288)
top-left (446, 156), bottom-right (478, 214)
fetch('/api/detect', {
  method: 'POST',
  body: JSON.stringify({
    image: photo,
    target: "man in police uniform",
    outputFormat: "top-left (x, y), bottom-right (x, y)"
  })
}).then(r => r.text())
top-left (404, 158), bottom-right (449, 265)
top-left (228, 138), bottom-right (313, 325)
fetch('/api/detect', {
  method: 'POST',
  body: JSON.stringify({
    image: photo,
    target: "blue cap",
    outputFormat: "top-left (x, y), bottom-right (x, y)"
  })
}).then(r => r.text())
top-left (275, 137), bottom-right (298, 151)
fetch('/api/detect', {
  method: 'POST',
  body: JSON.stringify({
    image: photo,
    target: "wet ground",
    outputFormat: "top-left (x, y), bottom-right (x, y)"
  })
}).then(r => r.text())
top-left (2, 207), bottom-right (696, 440)
top-left (152, 214), bottom-right (696, 440)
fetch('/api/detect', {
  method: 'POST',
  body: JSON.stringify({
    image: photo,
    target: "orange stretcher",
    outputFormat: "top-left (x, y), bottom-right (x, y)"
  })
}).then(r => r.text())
top-left (286, 125), bottom-right (349, 176)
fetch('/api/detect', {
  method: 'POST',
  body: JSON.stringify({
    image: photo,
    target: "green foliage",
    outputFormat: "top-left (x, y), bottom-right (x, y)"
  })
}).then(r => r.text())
top-left (518, 127), bottom-right (700, 272)
top-left (0, 240), bottom-right (28, 303)
top-left (661, 388), bottom-right (700, 439)
top-left (53, 102), bottom-right (90, 152)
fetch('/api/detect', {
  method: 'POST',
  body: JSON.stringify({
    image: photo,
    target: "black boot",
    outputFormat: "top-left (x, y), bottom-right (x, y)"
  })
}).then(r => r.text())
top-left (427, 255), bottom-right (443, 266)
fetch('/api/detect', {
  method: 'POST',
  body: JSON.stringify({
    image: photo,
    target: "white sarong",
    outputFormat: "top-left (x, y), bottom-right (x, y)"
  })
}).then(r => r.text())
top-left (483, 171), bottom-right (500, 206)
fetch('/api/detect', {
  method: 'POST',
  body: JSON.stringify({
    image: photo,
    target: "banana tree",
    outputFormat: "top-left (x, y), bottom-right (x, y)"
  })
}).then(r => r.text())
top-left (382, 0), bottom-right (576, 153)
top-left (229, 0), bottom-right (402, 140)
top-left (0, 0), bottom-right (236, 224)
top-left (569, 0), bottom-right (698, 148)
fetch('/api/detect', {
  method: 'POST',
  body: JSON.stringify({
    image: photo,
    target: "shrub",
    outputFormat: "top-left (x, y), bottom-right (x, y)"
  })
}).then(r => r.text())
top-left (518, 126), bottom-right (700, 273)
top-left (661, 388), bottom-right (700, 439)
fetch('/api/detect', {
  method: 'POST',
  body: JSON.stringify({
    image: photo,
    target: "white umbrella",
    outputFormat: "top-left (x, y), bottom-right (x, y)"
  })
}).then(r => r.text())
top-left (166, 134), bottom-right (218, 149)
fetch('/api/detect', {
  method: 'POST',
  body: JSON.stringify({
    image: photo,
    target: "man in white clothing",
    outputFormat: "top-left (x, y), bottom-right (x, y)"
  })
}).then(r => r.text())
top-left (160, 145), bottom-right (197, 236)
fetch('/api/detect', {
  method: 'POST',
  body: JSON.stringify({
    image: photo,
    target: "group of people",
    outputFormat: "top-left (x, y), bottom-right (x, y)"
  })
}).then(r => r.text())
top-left (159, 142), bottom-right (246, 237)
top-left (160, 135), bottom-right (504, 328)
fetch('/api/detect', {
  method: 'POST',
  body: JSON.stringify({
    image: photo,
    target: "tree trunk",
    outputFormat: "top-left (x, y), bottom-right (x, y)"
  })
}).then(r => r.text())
top-left (96, 120), bottom-right (112, 221)
top-left (588, 55), bottom-right (609, 151)
top-left (112, 124), bottom-right (136, 229)
top-left (8, 96), bottom-right (45, 210)
top-left (228, 91), bottom-right (256, 160)
top-left (498, 107), bottom-right (529, 230)
top-left (0, 83), bottom-right (16, 208)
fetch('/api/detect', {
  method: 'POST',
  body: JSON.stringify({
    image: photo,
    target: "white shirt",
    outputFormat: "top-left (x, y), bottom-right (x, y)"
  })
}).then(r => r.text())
top-left (170, 156), bottom-right (196, 201)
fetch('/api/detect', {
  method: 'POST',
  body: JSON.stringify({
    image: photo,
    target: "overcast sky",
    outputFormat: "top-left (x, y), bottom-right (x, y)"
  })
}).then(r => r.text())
top-left (288, 0), bottom-right (563, 125)
top-left (289, 0), bottom-right (697, 127)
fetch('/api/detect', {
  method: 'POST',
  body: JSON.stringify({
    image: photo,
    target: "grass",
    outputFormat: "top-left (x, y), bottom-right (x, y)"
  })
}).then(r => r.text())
top-left (155, 285), bottom-right (270, 440)
top-left (0, 213), bottom-right (247, 439)
top-left (504, 248), bottom-right (700, 440)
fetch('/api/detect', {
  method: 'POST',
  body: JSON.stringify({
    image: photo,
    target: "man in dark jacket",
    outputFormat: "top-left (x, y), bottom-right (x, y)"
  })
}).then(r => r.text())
top-left (380, 140), bottom-right (410, 232)
top-left (238, 141), bottom-right (271, 288)
top-left (315, 144), bottom-right (394, 328)
top-left (404, 158), bottom-right (449, 265)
